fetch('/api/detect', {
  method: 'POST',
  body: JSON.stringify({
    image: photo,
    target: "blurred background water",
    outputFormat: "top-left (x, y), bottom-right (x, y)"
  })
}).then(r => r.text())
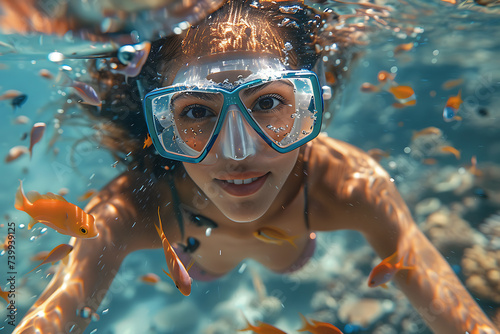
top-left (0, 0), bottom-right (499, 333)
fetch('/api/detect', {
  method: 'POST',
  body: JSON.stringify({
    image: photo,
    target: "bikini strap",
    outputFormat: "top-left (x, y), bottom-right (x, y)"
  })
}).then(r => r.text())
top-left (303, 143), bottom-right (312, 231)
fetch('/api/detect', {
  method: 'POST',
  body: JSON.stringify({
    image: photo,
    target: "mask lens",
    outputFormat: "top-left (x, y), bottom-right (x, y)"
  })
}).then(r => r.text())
top-left (150, 90), bottom-right (224, 158)
top-left (239, 77), bottom-right (319, 148)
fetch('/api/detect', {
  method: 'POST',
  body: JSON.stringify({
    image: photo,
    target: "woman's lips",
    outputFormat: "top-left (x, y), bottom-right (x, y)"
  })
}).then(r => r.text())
top-left (215, 173), bottom-right (269, 197)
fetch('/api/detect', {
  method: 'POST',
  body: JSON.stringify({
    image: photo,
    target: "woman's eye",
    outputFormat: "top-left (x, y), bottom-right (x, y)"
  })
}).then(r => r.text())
top-left (253, 95), bottom-right (282, 111)
top-left (182, 105), bottom-right (214, 119)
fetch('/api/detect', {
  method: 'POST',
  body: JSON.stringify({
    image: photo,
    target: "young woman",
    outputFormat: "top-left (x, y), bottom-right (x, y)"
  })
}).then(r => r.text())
top-left (13, 1), bottom-right (497, 333)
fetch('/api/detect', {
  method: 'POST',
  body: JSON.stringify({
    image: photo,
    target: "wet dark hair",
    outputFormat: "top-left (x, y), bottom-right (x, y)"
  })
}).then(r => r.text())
top-left (79, 0), bottom-right (380, 174)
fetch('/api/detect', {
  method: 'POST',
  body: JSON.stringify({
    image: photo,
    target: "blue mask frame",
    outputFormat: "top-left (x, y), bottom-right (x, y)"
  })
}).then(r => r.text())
top-left (143, 70), bottom-right (324, 163)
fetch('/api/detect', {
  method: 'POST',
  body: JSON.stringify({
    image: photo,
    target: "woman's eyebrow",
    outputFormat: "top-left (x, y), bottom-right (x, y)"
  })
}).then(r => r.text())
top-left (171, 91), bottom-right (221, 104)
top-left (241, 80), bottom-right (293, 97)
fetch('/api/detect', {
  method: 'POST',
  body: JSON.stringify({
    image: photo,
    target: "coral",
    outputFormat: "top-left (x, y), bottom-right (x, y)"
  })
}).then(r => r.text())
top-left (462, 245), bottom-right (500, 303)
top-left (421, 208), bottom-right (476, 257)
top-left (480, 212), bottom-right (500, 250)
top-left (338, 297), bottom-right (394, 328)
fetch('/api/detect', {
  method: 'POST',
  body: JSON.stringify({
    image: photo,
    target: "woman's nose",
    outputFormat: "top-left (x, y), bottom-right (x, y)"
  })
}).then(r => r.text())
top-left (218, 104), bottom-right (259, 161)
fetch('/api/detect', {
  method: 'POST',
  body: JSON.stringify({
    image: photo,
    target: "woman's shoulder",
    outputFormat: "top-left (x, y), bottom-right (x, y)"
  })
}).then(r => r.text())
top-left (306, 134), bottom-right (391, 200)
top-left (86, 171), bottom-right (152, 212)
top-left (83, 170), bottom-right (166, 250)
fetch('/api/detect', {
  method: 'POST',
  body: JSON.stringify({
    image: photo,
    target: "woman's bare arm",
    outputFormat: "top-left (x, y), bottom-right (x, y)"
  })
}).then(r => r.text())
top-left (309, 137), bottom-right (497, 333)
top-left (13, 172), bottom-right (160, 334)
top-left (359, 168), bottom-right (497, 334)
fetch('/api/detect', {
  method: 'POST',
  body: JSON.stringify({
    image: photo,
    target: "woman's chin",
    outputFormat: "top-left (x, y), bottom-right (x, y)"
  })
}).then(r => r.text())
top-left (222, 209), bottom-right (266, 223)
top-left (217, 201), bottom-right (272, 223)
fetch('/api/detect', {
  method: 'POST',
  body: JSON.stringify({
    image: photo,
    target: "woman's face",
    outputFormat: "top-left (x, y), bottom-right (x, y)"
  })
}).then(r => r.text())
top-left (182, 139), bottom-right (300, 223)
top-left (176, 59), bottom-right (301, 222)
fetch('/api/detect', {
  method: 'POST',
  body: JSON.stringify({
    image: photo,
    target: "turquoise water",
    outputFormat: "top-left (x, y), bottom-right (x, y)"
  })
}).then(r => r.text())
top-left (1, 1), bottom-right (500, 333)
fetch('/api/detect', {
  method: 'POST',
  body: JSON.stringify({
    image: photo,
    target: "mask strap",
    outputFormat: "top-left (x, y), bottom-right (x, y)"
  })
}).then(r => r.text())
top-left (136, 79), bottom-right (146, 101)
top-left (313, 61), bottom-right (332, 100)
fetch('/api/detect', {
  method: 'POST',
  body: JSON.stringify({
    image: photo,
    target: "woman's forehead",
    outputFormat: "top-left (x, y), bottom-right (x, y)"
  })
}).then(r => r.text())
top-left (171, 54), bottom-right (287, 86)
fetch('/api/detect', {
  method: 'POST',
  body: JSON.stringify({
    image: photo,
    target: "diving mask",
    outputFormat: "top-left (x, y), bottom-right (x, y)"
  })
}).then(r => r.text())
top-left (143, 55), bottom-right (324, 163)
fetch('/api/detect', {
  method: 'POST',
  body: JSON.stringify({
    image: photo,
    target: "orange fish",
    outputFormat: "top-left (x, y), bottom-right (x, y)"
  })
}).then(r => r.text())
top-left (0, 286), bottom-right (10, 304)
top-left (446, 90), bottom-right (463, 110)
top-left (29, 122), bottom-right (46, 159)
top-left (422, 158), bottom-right (437, 165)
top-left (140, 273), bottom-right (161, 285)
top-left (77, 189), bottom-right (97, 201)
top-left (27, 244), bottom-right (73, 274)
top-left (30, 250), bottom-right (50, 262)
top-left (468, 156), bottom-right (482, 177)
top-left (254, 226), bottom-right (299, 248)
top-left (440, 145), bottom-right (461, 160)
top-left (39, 69), bottom-right (54, 80)
top-left (368, 250), bottom-right (414, 288)
top-left (388, 85), bottom-right (415, 100)
top-left (392, 100), bottom-right (416, 109)
top-left (298, 313), bottom-right (344, 334)
top-left (239, 314), bottom-right (287, 333)
top-left (14, 115), bottom-right (30, 124)
top-left (57, 70), bottom-right (101, 107)
top-left (143, 133), bottom-right (153, 149)
top-left (5, 145), bottom-right (29, 163)
top-left (72, 80), bottom-right (102, 107)
top-left (394, 42), bottom-right (413, 55)
top-left (412, 127), bottom-right (442, 140)
top-left (443, 90), bottom-right (463, 122)
top-left (2, 234), bottom-right (10, 251)
top-left (0, 89), bottom-right (22, 101)
top-left (360, 82), bottom-right (380, 93)
top-left (325, 72), bottom-right (336, 85)
top-left (155, 208), bottom-right (192, 296)
top-left (14, 180), bottom-right (98, 238)
top-left (442, 78), bottom-right (463, 90)
top-left (377, 70), bottom-right (394, 83)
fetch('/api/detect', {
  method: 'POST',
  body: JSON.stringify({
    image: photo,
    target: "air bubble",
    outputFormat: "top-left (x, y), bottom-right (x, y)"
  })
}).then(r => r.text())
top-left (48, 52), bottom-right (64, 62)
top-left (79, 306), bottom-right (92, 319)
top-left (279, 5), bottom-right (301, 14)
